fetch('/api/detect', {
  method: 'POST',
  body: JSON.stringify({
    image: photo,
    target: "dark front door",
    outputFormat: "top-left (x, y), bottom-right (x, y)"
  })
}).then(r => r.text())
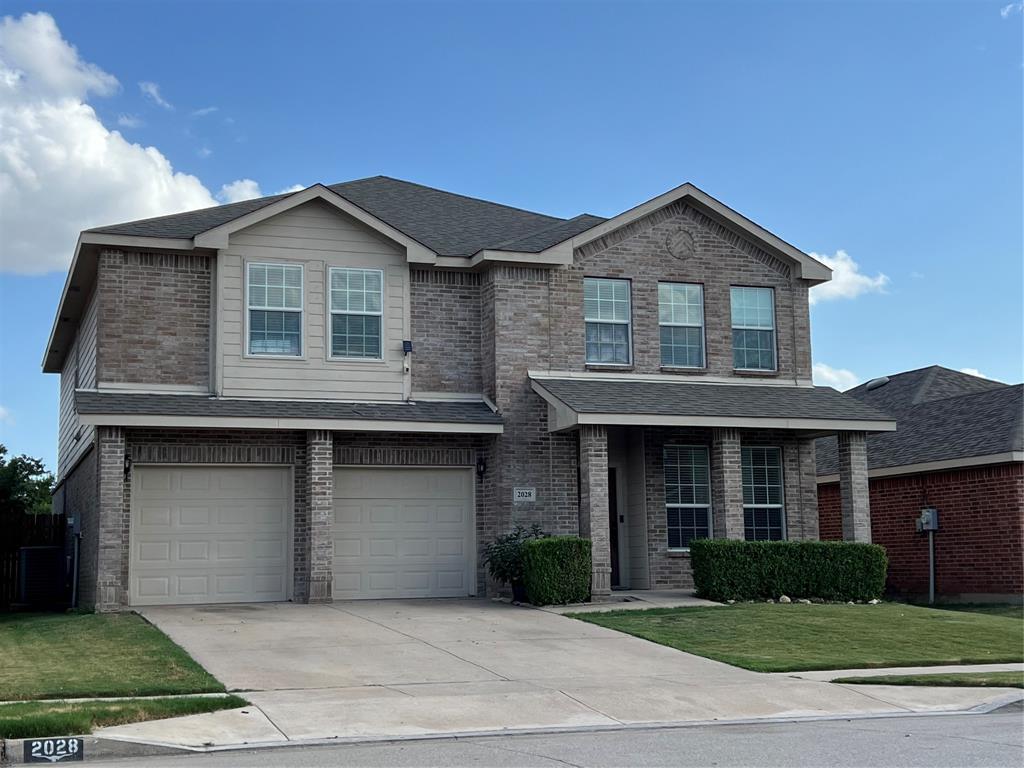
top-left (608, 468), bottom-right (620, 588)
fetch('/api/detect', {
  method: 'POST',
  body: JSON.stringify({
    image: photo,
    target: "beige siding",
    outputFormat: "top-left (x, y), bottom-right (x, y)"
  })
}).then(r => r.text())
top-left (58, 289), bottom-right (97, 477)
top-left (219, 200), bottom-right (408, 400)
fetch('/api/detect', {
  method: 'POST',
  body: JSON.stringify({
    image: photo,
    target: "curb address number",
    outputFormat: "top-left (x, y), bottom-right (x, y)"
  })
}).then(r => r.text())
top-left (24, 738), bottom-right (83, 763)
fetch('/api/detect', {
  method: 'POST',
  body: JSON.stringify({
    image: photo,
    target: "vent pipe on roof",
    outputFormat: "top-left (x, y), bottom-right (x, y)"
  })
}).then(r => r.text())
top-left (865, 376), bottom-right (890, 391)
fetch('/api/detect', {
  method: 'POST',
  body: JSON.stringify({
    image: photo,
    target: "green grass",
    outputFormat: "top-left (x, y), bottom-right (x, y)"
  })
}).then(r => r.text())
top-left (926, 603), bottom-right (1024, 621)
top-left (0, 695), bottom-right (249, 739)
top-left (0, 613), bottom-right (224, 701)
top-left (572, 603), bottom-right (1024, 672)
top-left (834, 671), bottom-right (1023, 689)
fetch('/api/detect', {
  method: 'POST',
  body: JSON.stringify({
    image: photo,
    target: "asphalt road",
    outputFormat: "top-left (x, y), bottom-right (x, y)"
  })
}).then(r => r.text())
top-left (84, 710), bottom-right (1024, 768)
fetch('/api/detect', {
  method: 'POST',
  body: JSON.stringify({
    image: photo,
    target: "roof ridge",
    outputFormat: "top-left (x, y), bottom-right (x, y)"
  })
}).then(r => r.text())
top-left (361, 176), bottom-right (565, 222)
top-left (488, 212), bottom-right (597, 250)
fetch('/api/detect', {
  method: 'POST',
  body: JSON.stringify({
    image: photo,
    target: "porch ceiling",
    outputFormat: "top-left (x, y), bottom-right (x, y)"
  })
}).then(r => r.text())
top-left (529, 375), bottom-right (896, 435)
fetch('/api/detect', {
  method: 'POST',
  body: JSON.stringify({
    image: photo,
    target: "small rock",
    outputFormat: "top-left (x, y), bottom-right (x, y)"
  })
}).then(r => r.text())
top-left (765, 598), bottom-right (775, 604)
top-left (778, 595), bottom-right (792, 604)
top-left (810, 597), bottom-right (825, 604)
top-left (726, 599), bottom-right (736, 605)
top-left (798, 598), bottom-right (812, 605)
top-left (868, 598), bottom-right (881, 605)
top-left (847, 601), bottom-right (855, 605)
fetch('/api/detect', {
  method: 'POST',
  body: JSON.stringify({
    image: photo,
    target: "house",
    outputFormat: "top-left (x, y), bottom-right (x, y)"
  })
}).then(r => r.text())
top-left (817, 366), bottom-right (1023, 602)
top-left (44, 176), bottom-right (895, 611)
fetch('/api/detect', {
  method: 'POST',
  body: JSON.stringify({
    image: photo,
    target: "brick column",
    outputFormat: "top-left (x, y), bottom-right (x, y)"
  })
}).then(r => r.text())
top-left (578, 425), bottom-right (611, 600)
top-left (96, 426), bottom-right (128, 612)
top-left (710, 428), bottom-right (744, 539)
top-left (838, 431), bottom-right (871, 542)
top-left (304, 430), bottom-right (334, 603)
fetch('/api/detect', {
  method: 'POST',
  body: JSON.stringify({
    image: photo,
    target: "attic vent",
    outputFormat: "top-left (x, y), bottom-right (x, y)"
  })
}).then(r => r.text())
top-left (865, 376), bottom-right (890, 391)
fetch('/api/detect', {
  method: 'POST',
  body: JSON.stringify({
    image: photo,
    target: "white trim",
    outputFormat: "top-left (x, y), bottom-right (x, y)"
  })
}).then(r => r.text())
top-left (80, 232), bottom-right (196, 252)
top-left (730, 286), bottom-right (778, 373)
top-left (658, 281), bottom-right (706, 370)
top-left (96, 383), bottom-right (209, 394)
top-left (78, 412), bottom-right (503, 433)
top-left (193, 184), bottom-right (437, 263)
top-left (583, 277), bottom-right (633, 366)
top-left (741, 445), bottom-right (787, 541)
top-left (245, 261), bottom-right (305, 359)
top-left (816, 452), bottom-right (1024, 484)
top-left (663, 444), bottom-right (712, 552)
top-left (326, 266), bottom-right (385, 362)
top-left (528, 369), bottom-right (815, 388)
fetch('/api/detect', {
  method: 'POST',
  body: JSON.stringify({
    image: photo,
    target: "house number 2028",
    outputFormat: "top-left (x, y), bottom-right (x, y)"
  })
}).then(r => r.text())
top-left (25, 737), bottom-right (83, 762)
top-left (513, 487), bottom-right (536, 503)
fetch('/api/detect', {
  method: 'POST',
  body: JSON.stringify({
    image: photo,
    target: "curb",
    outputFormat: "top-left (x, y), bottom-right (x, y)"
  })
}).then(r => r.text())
top-left (15, 691), bottom-right (1017, 762)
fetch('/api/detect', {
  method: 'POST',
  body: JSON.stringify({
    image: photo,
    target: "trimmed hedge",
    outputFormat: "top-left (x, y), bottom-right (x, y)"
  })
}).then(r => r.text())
top-left (690, 539), bottom-right (887, 602)
top-left (522, 536), bottom-right (591, 605)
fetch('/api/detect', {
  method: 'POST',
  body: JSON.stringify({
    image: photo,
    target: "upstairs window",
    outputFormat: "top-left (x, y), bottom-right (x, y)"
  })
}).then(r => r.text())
top-left (664, 446), bottom-right (711, 549)
top-left (329, 268), bottom-right (383, 359)
top-left (659, 283), bottom-right (705, 368)
top-left (247, 263), bottom-right (303, 356)
top-left (741, 446), bottom-right (785, 541)
top-left (731, 286), bottom-right (776, 371)
top-left (584, 277), bottom-right (631, 365)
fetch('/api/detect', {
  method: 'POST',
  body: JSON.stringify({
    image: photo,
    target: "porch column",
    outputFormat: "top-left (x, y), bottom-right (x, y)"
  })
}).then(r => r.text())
top-left (304, 430), bottom-right (334, 602)
top-left (711, 427), bottom-right (744, 539)
top-left (578, 425), bottom-right (612, 600)
top-left (838, 431), bottom-right (871, 542)
top-left (96, 426), bottom-right (128, 612)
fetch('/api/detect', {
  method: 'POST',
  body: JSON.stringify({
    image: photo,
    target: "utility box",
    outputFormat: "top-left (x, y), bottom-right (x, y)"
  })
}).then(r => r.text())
top-left (916, 507), bottom-right (940, 532)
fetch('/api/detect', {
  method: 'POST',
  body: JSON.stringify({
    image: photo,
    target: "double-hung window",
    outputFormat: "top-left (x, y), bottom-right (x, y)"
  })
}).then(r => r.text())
top-left (329, 267), bottom-right (383, 359)
top-left (247, 263), bottom-right (303, 356)
top-left (741, 446), bottom-right (785, 541)
top-left (664, 446), bottom-right (711, 549)
top-left (659, 283), bottom-right (705, 368)
top-left (584, 277), bottom-right (631, 365)
top-left (731, 286), bottom-right (776, 371)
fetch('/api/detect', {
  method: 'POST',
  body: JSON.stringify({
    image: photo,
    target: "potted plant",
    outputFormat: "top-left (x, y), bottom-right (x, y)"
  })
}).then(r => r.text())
top-left (480, 523), bottom-right (546, 602)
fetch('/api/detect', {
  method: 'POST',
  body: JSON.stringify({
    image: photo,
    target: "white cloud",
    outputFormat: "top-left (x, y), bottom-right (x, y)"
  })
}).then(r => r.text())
top-left (191, 105), bottom-right (217, 117)
top-left (0, 404), bottom-right (11, 425)
top-left (116, 113), bottom-right (141, 128)
top-left (813, 363), bottom-right (861, 391)
top-left (197, 146), bottom-right (212, 159)
top-left (218, 178), bottom-right (262, 203)
top-left (808, 250), bottom-right (889, 305)
top-left (1000, 3), bottom-right (1023, 18)
top-left (958, 367), bottom-right (1003, 382)
top-left (278, 184), bottom-right (305, 194)
top-left (138, 80), bottom-right (171, 109)
top-left (0, 12), bottom-right (224, 274)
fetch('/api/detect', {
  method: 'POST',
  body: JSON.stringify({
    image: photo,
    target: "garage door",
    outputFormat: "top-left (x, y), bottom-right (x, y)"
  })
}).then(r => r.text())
top-left (130, 466), bottom-right (290, 606)
top-left (332, 467), bottom-right (474, 599)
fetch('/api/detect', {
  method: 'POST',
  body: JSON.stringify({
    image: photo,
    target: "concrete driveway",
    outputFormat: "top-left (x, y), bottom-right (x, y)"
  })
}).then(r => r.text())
top-left (108, 599), bottom-right (1022, 746)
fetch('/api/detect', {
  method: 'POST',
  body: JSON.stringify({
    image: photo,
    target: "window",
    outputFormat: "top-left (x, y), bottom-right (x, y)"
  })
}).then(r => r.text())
top-left (664, 446), bottom-right (711, 549)
top-left (247, 263), bottom-right (302, 356)
top-left (584, 278), bottom-right (631, 365)
top-left (659, 283), bottom-right (705, 368)
top-left (741, 446), bottom-right (784, 541)
top-left (329, 268), bottom-right (383, 359)
top-left (731, 287), bottom-right (776, 370)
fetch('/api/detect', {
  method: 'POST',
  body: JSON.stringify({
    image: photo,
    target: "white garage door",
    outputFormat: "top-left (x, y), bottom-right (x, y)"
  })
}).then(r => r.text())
top-left (333, 467), bottom-right (474, 599)
top-left (130, 466), bottom-right (290, 606)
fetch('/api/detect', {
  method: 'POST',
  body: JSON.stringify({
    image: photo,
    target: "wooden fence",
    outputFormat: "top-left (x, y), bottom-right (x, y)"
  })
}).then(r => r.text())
top-left (1, 511), bottom-right (67, 609)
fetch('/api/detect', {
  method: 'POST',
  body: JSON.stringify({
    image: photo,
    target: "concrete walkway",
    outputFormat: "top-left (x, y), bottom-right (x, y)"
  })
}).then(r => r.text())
top-left (778, 663), bottom-right (1024, 681)
top-left (97, 599), bottom-right (1023, 749)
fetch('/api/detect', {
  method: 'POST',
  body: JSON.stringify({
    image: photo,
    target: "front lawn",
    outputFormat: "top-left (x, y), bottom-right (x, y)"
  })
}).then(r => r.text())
top-left (572, 603), bottom-right (1024, 672)
top-left (927, 603), bottom-right (1023, 621)
top-left (833, 671), bottom-right (1023, 689)
top-left (0, 613), bottom-right (224, 700)
top-left (0, 695), bottom-right (249, 739)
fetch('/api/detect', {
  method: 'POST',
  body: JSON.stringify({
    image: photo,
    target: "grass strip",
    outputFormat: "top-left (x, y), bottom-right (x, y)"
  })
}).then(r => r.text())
top-left (834, 671), bottom-right (1023, 689)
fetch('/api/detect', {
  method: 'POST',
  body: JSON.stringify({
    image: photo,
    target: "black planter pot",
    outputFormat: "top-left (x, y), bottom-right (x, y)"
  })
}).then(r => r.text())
top-left (511, 580), bottom-right (527, 603)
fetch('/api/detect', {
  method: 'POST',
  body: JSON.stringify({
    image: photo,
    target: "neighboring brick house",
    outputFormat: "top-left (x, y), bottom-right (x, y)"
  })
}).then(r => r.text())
top-left (817, 367), bottom-right (1024, 602)
top-left (45, 177), bottom-right (894, 611)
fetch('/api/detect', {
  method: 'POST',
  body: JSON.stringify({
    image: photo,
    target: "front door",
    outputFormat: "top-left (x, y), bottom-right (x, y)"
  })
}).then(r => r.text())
top-left (608, 468), bottom-right (620, 588)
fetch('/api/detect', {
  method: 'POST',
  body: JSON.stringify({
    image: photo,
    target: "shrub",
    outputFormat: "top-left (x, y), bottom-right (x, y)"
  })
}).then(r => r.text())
top-left (690, 539), bottom-right (887, 602)
top-left (522, 536), bottom-right (591, 605)
top-left (480, 524), bottom-right (547, 591)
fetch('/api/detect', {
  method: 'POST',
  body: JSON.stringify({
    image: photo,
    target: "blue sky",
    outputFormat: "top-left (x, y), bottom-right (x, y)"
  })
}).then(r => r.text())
top-left (0, 0), bottom-right (1021, 472)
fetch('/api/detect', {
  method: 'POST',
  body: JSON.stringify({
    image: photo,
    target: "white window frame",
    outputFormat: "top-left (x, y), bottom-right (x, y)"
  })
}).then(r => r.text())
top-left (664, 444), bottom-right (712, 552)
top-left (327, 266), bottom-right (385, 362)
top-left (246, 261), bottom-right (304, 358)
top-left (741, 445), bottom-right (786, 541)
top-left (658, 282), bottom-right (706, 369)
top-left (584, 277), bottom-right (633, 366)
top-left (730, 286), bottom-right (777, 372)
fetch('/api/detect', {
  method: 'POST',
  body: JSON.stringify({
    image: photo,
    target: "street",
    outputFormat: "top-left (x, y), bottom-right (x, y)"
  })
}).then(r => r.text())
top-left (85, 709), bottom-right (1024, 768)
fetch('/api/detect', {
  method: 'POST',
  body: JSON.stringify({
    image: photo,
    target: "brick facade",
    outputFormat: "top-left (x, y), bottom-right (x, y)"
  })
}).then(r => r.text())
top-left (96, 250), bottom-right (211, 388)
top-left (410, 269), bottom-right (482, 393)
top-left (304, 431), bottom-right (334, 603)
top-left (820, 463), bottom-right (1024, 599)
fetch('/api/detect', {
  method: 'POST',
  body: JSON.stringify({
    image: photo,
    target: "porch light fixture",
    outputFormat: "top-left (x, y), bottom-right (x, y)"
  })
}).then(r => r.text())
top-left (476, 456), bottom-right (487, 478)
top-left (402, 340), bottom-right (414, 355)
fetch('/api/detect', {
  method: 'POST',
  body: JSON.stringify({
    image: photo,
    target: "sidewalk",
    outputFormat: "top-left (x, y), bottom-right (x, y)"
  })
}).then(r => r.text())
top-left (776, 663), bottom-right (1024, 682)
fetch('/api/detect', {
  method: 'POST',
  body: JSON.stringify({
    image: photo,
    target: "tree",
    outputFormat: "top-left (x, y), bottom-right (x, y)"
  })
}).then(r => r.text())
top-left (0, 444), bottom-right (55, 515)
